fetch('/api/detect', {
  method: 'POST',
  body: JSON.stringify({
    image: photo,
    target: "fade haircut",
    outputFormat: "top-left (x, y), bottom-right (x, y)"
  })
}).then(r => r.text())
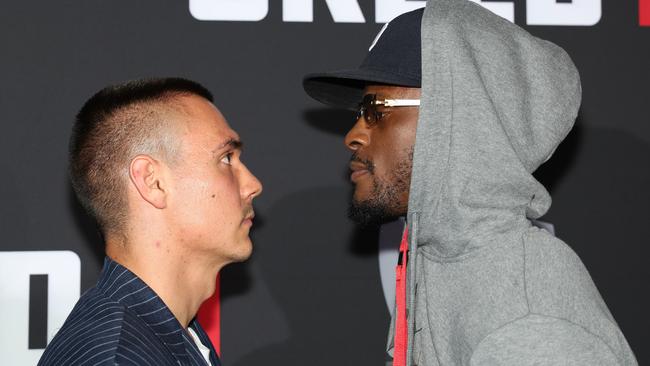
top-left (70, 77), bottom-right (214, 235)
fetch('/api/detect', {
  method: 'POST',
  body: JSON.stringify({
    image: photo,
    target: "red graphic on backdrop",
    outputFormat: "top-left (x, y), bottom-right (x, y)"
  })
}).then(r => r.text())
top-left (197, 275), bottom-right (221, 356)
top-left (642, 0), bottom-right (650, 25)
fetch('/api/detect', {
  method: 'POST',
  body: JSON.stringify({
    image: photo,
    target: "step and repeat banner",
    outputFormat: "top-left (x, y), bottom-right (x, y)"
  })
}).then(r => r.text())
top-left (1, 1), bottom-right (648, 365)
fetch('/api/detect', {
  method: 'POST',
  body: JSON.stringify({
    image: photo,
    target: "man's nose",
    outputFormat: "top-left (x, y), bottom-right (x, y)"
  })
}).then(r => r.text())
top-left (241, 164), bottom-right (262, 200)
top-left (344, 118), bottom-right (370, 151)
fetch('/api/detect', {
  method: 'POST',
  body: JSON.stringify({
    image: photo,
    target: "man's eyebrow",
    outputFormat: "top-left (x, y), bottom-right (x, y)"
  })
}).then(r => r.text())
top-left (214, 138), bottom-right (243, 152)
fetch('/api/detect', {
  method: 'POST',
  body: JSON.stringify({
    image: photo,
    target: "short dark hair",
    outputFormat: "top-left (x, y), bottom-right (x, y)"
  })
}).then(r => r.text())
top-left (70, 77), bottom-right (214, 234)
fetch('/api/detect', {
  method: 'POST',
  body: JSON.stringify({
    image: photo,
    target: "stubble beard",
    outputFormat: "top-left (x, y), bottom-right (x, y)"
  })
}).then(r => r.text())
top-left (348, 147), bottom-right (414, 227)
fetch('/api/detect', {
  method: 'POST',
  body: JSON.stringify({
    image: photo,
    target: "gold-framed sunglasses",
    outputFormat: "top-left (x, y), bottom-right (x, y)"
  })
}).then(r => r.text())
top-left (356, 93), bottom-right (420, 124)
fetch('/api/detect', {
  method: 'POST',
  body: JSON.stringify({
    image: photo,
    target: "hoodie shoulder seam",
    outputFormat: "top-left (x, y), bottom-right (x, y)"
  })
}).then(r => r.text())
top-left (469, 312), bottom-right (532, 362)
top-left (526, 313), bottom-right (623, 364)
top-left (469, 313), bottom-right (622, 365)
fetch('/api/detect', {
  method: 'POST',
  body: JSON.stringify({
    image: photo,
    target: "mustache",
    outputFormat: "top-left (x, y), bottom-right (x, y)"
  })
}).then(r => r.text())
top-left (350, 152), bottom-right (375, 174)
top-left (242, 206), bottom-right (255, 220)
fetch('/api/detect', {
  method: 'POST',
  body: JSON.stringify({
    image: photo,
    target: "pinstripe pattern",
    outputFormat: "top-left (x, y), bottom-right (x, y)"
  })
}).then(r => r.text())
top-left (38, 258), bottom-right (221, 366)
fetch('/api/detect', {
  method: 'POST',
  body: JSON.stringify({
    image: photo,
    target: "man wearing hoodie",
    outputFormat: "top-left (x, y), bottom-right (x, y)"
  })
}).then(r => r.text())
top-left (303, 1), bottom-right (637, 365)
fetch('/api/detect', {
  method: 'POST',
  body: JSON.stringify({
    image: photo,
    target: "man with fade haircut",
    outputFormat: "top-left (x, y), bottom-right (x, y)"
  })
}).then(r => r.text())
top-left (39, 78), bottom-right (262, 366)
top-left (303, 1), bottom-right (637, 365)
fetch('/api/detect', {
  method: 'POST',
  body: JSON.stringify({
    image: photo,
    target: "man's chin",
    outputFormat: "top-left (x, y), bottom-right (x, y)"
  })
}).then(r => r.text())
top-left (239, 239), bottom-right (254, 260)
top-left (226, 238), bottom-right (253, 263)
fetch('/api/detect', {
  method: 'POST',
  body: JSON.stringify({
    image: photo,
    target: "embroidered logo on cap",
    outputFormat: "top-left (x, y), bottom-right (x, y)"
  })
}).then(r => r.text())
top-left (369, 21), bottom-right (390, 51)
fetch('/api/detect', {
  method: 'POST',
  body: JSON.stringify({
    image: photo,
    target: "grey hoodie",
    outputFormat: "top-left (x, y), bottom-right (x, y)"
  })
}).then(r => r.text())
top-left (388, 0), bottom-right (638, 365)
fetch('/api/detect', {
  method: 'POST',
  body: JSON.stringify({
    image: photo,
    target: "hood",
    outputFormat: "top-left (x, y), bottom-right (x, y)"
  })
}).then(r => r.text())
top-left (409, 0), bottom-right (581, 258)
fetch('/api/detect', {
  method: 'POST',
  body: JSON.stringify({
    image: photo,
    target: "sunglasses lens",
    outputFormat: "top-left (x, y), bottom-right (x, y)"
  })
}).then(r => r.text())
top-left (358, 94), bottom-right (378, 124)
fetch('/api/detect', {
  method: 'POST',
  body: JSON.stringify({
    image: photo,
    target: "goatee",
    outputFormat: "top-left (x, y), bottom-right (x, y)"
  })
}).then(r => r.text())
top-left (347, 147), bottom-right (413, 227)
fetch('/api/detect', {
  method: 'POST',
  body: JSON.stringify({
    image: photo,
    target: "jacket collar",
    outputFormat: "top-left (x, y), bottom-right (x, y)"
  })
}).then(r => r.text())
top-left (96, 257), bottom-right (218, 365)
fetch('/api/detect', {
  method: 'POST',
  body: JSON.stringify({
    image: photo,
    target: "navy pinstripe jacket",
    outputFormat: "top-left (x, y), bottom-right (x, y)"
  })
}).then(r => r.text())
top-left (38, 258), bottom-right (222, 366)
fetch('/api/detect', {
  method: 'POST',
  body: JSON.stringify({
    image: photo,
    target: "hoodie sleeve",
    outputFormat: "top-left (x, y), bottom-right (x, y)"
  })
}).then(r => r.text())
top-left (469, 314), bottom-right (625, 366)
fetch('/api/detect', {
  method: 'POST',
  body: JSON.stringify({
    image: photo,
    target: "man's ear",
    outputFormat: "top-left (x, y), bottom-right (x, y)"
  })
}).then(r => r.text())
top-left (129, 155), bottom-right (167, 209)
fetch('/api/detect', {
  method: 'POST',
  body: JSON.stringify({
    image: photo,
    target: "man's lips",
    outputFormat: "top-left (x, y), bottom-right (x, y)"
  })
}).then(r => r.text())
top-left (242, 212), bottom-right (255, 226)
top-left (349, 161), bottom-right (370, 182)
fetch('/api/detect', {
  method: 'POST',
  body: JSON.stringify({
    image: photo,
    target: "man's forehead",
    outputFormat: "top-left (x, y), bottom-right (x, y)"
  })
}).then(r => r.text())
top-left (170, 96), bottom-right (242, 153)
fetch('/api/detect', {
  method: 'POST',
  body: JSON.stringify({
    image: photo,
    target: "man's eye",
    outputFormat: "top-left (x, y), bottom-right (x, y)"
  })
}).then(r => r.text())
top-left (221, 153), bottom-right (233, 165)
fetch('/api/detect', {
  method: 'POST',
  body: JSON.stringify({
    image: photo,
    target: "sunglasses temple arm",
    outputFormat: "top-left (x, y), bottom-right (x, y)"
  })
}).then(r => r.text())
top-left (382, 99), bottom-right (421, 107)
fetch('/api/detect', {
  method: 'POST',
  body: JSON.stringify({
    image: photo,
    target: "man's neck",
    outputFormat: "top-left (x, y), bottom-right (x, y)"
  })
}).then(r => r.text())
top-left (106, 236), bottom-right (222, 328)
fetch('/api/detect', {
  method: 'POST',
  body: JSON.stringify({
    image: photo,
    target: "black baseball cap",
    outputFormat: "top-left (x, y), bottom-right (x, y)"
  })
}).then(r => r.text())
top-left (302, 8), bottom-right (423, 110)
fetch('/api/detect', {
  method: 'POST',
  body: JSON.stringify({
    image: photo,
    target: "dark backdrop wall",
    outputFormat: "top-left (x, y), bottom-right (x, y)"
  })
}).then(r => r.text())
top-left (1, 1), bottom-right (648, 365)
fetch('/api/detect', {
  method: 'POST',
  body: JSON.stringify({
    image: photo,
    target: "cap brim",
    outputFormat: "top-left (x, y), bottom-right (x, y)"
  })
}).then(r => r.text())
top-left (303, 68), bottom-right (420, 110)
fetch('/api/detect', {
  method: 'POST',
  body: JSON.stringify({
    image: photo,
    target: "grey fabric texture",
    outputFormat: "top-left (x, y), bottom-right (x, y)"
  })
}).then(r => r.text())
top-left (387, 0), bottom-right (638, 365)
